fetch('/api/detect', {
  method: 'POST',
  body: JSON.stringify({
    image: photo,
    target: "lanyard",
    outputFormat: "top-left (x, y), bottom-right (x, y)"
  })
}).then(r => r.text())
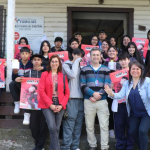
top-left (91, 65), bottom-right (101, 81)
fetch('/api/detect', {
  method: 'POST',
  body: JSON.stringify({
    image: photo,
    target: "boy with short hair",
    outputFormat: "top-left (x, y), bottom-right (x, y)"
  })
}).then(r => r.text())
top-left (24, 53), bottom-right (48, 150)
top-left (51, 37), bottom-right (64, 52)
top-left (98, 30), bottom-right (107, 49)
top-left (9, 47), bottom-right (33, 116)
top-left (113, 52), bottom-right (134, 150)
top-left (73, 31), bottom-right (82, 49)
top-left (67, 38), bottom-right (80, 60)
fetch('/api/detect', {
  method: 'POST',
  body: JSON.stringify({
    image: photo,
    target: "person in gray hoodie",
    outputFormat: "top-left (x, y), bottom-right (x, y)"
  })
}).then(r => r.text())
top-left (61, 49), bottom-right (84, 150)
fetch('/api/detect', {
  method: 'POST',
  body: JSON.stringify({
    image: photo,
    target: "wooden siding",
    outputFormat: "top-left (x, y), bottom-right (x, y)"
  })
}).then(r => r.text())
top-left (1, 0), bottom-right (150, 48)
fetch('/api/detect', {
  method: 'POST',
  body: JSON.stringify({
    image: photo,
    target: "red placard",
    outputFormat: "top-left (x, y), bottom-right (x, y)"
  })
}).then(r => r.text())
top-left (0, 59), bottom-right (6, 88)
top-left (110, 69), bottom-right (129, 103)
top-left (49, 51), bottom-right (69, 63)
top-left (132, 38), bottom-right (149, 59)
top-left (20, 77), bottom-right (40, 110)
top-left (14, 44), bottom-right (30, 59)
top-left (80, 44), bottom-right (99, 68)
top-left (81, 44), bottom-right (99, 55)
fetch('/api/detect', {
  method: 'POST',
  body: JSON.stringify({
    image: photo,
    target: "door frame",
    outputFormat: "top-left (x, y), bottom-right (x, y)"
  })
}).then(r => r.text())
top-left (67, 7), bottom-right (134, 43)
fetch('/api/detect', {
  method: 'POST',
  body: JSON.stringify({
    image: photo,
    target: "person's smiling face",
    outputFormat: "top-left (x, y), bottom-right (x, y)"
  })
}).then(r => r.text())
top-left (107, 47), bottom-right (118, 59)
top-left (130, 64), bottom-right (141, 78)
top-left (90, 50), bottom-right (101, 64)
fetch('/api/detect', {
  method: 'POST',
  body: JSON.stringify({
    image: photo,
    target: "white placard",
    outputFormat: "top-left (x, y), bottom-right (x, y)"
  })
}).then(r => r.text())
top-left (108, 62), bottom-right (116, 70)
top-left (15, 16), bottom-right (44, 53)
top-left (12, 59), bottom-right (19, 69)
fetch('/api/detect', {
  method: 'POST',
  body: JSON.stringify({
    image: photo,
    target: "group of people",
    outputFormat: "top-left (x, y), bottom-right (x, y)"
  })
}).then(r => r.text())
top-left (1, 29), bottom-right (150, 150)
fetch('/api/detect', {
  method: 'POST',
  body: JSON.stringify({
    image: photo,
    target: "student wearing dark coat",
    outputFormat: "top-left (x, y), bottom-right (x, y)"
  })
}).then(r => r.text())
top-left (51, 37), bottom-right (64, 52)
top-left (39, 40), bottom-right (51, 70)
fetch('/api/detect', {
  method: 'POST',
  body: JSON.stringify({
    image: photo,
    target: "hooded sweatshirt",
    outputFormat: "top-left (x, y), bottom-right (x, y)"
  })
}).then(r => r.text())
top-left (62, 57), bottom-right (83, 99)
top-left (12, 60), bottom-right (33, 81)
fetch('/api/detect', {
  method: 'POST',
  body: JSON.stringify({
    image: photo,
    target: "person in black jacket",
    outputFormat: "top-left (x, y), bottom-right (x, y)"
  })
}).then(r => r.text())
top-left (67, 38), bottom-right (80, 61)
top-left (145, 30), bottom-right (150, 67)
top-left (51, 37), bottom-right (64, 52)
top-left (73, 31), bottom-right (82, 49)
top-left (39, 40), bottom-right (51, 70)
top-left (120, 35), bottom-right (131, 53)
top-left (24, 53), bottom-right (48, 150)
top-left (9, 47), bottom-right (33, 119)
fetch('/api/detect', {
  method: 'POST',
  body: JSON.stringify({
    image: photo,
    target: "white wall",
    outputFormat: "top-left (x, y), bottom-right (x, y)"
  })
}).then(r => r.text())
top-left (1, 0), bottom-right (150, 48)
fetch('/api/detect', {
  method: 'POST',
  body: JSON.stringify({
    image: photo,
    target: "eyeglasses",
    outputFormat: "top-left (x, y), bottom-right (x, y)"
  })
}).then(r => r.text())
top-left (102, 44), bottom-right (108, 46)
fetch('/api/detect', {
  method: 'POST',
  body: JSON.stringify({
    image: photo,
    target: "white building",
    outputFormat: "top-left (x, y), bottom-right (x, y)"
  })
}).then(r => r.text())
top-left (0, 0), bottom-right (149, 90)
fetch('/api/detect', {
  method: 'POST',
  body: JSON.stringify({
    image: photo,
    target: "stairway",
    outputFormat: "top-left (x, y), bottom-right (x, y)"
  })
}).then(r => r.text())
top-left (0, 92), bottom-right (150, 150)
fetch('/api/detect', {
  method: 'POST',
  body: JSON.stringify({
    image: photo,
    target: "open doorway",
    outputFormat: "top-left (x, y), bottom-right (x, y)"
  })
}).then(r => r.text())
top-left (67, 7), bottom-right (134, 48)
top-left (73, 12), bottom-right (127, 48)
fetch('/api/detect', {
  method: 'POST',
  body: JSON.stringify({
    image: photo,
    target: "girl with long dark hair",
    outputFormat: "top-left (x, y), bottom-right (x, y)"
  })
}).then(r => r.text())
top-left (121, 35), bottom-right (131, 53)
top-left (126, 42), bottom-right (144, 66)
top-left (39, 40), bottom-right (51, 69)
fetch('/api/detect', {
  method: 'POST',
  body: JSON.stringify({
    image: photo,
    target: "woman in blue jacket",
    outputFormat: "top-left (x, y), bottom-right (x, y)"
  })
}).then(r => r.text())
top-left (104, 61), bottom-right (150, 150)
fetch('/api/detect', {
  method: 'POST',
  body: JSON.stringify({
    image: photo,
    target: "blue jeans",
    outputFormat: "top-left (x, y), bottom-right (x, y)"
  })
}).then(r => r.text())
top-left (61, 99), bottom-right (84, 150)
top-left (42, 108), bottom-right (64, 150)
top-left (130, 115), bottom-right (150, 150)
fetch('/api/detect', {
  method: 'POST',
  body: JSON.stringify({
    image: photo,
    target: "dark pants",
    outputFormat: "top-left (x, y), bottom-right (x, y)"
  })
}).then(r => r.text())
top-left (114, 104), bottom-right (134, 150)
top-left (42, 108), bottom-right (64, 150)
top-left (29, 110), bottom-right (48, 149)
top-left (9, 81), bottom-right (21, 102)
top-left (130, 115), bottom-right (150, 150)
top-left (107, 97), bottom-right (114, 130)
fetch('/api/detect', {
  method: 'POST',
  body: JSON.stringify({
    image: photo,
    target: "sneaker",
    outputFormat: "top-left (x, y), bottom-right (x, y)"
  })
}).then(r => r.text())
top-left (14, 101), bottom-right (20, 114)
top-left (23, 113), bottom-right (31, 125)
top-left (109, 129), bottom-right (115, 138)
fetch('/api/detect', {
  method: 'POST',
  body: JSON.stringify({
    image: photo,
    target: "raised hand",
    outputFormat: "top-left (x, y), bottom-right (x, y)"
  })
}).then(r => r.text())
top-left (15, 77), bottom-right (23, 83)
top-left (104, 85), bottom-right (114, 97)
top-left (13, 69), bottom-right (18, 74)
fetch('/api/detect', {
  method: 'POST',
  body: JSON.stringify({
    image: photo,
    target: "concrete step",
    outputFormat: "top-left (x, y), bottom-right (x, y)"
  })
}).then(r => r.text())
top-left (1, 129), bottom-right (150, 150)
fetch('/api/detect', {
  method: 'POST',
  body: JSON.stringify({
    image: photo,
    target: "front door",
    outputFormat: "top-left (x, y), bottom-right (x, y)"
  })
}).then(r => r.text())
top-left (67, 7), bottom-right (134, 48)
